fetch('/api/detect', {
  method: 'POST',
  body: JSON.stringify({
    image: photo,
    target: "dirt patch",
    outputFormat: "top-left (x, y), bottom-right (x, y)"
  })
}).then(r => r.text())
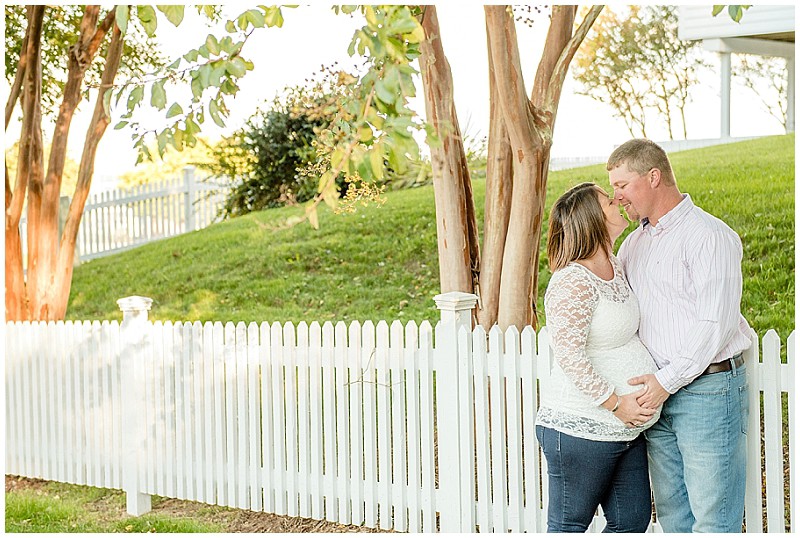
top-left (6, 476), bottom-right (387, 533)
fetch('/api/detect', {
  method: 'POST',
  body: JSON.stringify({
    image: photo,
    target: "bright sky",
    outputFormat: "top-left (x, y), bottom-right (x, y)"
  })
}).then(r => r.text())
top-left (4, 4), bottom-right (788, 192)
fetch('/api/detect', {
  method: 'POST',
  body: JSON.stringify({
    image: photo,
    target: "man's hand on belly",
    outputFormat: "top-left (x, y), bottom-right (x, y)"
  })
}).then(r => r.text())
top-left (628, 373), bottom-right (669, 408)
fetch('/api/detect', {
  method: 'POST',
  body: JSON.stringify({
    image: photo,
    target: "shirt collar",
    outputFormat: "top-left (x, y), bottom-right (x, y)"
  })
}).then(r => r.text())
top-left (641, 194), bottom-right (693, 234)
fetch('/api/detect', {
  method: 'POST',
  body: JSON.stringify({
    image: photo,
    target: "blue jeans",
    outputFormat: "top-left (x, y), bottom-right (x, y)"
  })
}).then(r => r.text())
top-left (536, 426), bottom-right (652, 533)
top-left (644, 364), bottom-right (748, 533)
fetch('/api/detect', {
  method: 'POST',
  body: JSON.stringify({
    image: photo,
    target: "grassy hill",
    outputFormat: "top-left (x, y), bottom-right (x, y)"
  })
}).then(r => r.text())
top-left (68, 134), bottom-right (794, 338)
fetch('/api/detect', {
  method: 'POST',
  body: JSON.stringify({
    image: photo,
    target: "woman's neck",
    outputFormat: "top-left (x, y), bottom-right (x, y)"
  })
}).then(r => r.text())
top-left (575, 247), bottom-right (613, 280)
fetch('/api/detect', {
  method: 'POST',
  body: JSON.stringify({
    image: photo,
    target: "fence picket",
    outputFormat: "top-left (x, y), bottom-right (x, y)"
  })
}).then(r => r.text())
top-left (248, 322), bottom-right (262, 512)
top-left (404, 321), bottom-right (421, 533)
top-left (375, 320), bottom-right (392, 529)
top-left (419, 321), bottom-right (436, 532)
top-left (489, 326), bottom-right (508, 532)
top-left (260, 322), bottom-right (275, 513)
top-left (308, 322), bottom-right (324, 519)
top-left (296, 322), bottom-right (311, 517)
top-left (284, 322), bottom-right (299, 516)
top-left (390, 320), bottom-right (407, 531)
top-left (236, 322), bottom-right (249, 509)
top-left (361, 321), bottom-right (378, 528)
top-left (520, 326), bottom-right (541, 532)
top-left (163, 322), bottom-right (177, 499)
top-left (213, 322), bottom-right (226, 506)
top-left (191, 321), bottom-right (206, 503)
top-left (473, 326), bottom-right (492, 532)
top-left (271, 322), bottom-right (287, 514)
top-left (225, 322), bottom-right (239, 507)
top-left (152, 322), bottom-right (166, 496)
top-left (505, 327), bottom-right (524, 532)
top-left (46, 322), bottom-right (59, 481)
top-left (203, 322), bottom-right (216, 504)
top-left (320, 322), bottom-right (335, 520)
top-left (334, 321), bottom-right (351, 524)
top-left (348, 321), bottom-right (365, 526)
top-left (762, 330), bottom-right (784, 533)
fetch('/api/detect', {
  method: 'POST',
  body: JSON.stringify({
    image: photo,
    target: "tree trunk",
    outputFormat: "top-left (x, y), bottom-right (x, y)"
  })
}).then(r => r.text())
top-left (476, 26), bottom-right (513, 329)
top-left (5, 6), bottom-right (44, 321)
top-left (418, 6), bottom-right (479, 300)
top-left (50, 24), bottom-right (124, 319)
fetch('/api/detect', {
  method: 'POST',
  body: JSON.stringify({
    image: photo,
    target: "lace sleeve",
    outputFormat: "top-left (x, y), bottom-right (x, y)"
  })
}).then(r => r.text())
top-left (545, 268), bottom-right (614, 405)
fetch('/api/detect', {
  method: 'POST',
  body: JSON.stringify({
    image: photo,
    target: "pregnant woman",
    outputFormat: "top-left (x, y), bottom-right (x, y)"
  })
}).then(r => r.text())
top-left (535, 182), bottom-right (661, 533)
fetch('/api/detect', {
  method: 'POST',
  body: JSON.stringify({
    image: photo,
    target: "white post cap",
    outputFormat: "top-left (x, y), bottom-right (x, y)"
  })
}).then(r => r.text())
top-left (433, 291), bottom-right (479, 312)
top-left (117, 296), bottom-right (153, 312)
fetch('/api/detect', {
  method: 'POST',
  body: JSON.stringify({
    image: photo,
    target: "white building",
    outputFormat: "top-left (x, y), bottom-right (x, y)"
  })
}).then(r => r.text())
top-left (678, 5), bottom-right (795, 137)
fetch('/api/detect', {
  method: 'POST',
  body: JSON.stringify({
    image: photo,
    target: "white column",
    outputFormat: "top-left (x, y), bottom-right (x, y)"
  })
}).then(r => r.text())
top-left (786, 55), bottom-right (795, 133)
top-left (433, 291), bottom-right (478, 532)
top-left (183, 166), bottom-right (196, 233)
top-left (118, 295), bottom-right (153, 516)
top-left (720, 51), bottom-right (732, 139)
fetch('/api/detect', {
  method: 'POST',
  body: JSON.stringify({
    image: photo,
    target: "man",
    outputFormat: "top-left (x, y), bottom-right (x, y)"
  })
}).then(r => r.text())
top-left (607, 139), bottom-right (753, 533)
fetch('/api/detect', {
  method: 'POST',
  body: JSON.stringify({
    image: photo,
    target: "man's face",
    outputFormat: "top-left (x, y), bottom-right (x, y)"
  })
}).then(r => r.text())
top-left (608, 163), bottom-right (653, 222)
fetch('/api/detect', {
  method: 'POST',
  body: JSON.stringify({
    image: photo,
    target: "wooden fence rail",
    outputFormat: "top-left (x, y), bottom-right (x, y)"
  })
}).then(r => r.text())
top-left (4, 293), bottom-right (795, 532)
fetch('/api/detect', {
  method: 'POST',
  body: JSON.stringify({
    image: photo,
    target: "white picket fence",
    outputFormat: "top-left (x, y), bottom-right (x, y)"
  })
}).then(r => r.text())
top-left (18, 167), bottom-right (229, 264)
top-left (4, 293), bottom-right (795, 532)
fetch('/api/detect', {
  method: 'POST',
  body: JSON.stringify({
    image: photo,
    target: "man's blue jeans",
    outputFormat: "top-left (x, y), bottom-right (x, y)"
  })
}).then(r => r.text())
top-left (644, 363), bottom-right (748, 533)
top-left (536, 426), bottom-right (652, 533)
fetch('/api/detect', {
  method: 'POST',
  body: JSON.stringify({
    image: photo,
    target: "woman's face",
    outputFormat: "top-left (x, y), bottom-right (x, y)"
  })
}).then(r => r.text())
top-left (597, 190), bottom-right (628, 242)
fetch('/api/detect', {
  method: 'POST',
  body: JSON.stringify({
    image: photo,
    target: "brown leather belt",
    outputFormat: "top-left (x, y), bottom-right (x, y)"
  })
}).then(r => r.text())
top-left (700, 353), bottom-right (744, 376)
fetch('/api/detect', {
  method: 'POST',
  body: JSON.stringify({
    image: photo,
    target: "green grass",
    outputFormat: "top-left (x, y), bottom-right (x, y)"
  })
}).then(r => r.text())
top-left (5, 480), bottom-right (223, 533)
top-left (68, 134), bottom-right (794, 339)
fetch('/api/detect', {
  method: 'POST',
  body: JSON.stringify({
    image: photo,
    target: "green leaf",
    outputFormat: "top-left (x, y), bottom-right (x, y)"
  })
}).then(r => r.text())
top-left (183, 49), bottom-right (199, 62)
top-left (728, 5), bottom-right (743, 22)
top-left (209, 100), bottom-right (225, 127)
top-left (114, 120), bottom-right (128, 130)
top-left (157, 130), bottom-right (168, 158)
top-left (126, 85), bottom-right (144, 110)
top-left (173, 128), bottom-right (185, 151)
top-left (369, 143), bottom-right (384, 180)
top-left (225, 57), bottom-right (247, 77)
top-left (264, 7), bottom-right (283, 27)
top-left (711, 5), bottom-right (725, 16)
top-left (374, 79), bottom-right (395, 106)
top-left (225, 19), bottom-right (236, 32)
top-left (136, 5), bottom-right (158, 37)
top-left (246, 9), bottom-right (266, 28)
top-left (115, 5), bottom-right (129, 34)
top-left (197, 63), bottom-right (212, 88)
top-left (156, 5), bottom-right (184, 26)
top-left (191, 76), bottom-right (203, 98)
top-left (205, 34), bottom-right (220, 56)
top-left (307, 206), bottom-right (319, 230)
top-left (150, 79), bottom-right (167, 109)
top-left (166, 57), bottom-right (181, 70)
top-left (358, 125), bottom-right (373, 143)
top-left (166, 102), bottom-right (183, 118)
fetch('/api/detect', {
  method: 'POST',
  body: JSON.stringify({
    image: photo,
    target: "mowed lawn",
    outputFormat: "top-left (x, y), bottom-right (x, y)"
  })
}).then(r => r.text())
top-left (67, 134), bottom-right (794, 339)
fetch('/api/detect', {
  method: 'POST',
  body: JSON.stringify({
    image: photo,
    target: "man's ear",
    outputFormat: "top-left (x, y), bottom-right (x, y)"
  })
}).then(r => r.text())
top-left (649, 168), bottom-right (662, 189)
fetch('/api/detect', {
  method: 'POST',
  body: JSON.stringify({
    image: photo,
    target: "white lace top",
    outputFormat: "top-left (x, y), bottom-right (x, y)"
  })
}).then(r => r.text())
top-left (536, 255), bottom-right (661, 441)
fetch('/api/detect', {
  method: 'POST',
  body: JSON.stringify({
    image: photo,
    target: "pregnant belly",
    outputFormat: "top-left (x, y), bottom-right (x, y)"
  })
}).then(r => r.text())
top-left (590, 338), bottom-right (658, 396)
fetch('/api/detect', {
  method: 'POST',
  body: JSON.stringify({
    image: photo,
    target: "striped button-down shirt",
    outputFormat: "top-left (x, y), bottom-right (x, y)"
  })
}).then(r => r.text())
top-left (618, 194), bottom-right (752, 394)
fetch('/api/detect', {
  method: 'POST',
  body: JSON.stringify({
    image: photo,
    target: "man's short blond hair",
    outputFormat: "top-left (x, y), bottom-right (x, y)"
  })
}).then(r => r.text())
top-left (606, 139), bottom-right (676, 186)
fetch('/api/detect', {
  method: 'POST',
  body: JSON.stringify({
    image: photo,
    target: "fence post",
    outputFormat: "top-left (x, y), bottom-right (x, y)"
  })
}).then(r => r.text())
top-left (183, 166), bottom-right (196, 233)
top-left (117, 295), bottom-right (153, 516)
top-left (434, 291), bottom-right (478, 532)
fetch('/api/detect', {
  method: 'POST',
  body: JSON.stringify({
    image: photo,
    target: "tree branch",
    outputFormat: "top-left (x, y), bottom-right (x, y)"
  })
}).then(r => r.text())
top-left (85, 7), bottom-right (117, 61)
top-left (5, 29), bottom-right (29, 130)
top-left (544, 5), bottom-right (604, 115)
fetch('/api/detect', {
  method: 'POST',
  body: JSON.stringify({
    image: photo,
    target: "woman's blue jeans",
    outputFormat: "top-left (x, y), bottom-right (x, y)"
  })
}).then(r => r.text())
top-left (536, 425), bottom-right (652, 533)
top-left (644, 364), bottom-right (748, 533)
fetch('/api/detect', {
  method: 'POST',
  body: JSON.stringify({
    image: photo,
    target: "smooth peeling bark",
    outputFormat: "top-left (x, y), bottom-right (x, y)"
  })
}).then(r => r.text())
top-left (485, 6), bottom-right (546, 331)
top-left (477, 27), bottom-right (513, 330)
top-left (418, 6), bottom-right (478, 296)
top-left (50, 24), bottom-right (123, 320)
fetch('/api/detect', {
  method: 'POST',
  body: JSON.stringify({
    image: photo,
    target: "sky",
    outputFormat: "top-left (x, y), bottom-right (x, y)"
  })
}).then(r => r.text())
top-left (3, 4), bottom-right (791, 193)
